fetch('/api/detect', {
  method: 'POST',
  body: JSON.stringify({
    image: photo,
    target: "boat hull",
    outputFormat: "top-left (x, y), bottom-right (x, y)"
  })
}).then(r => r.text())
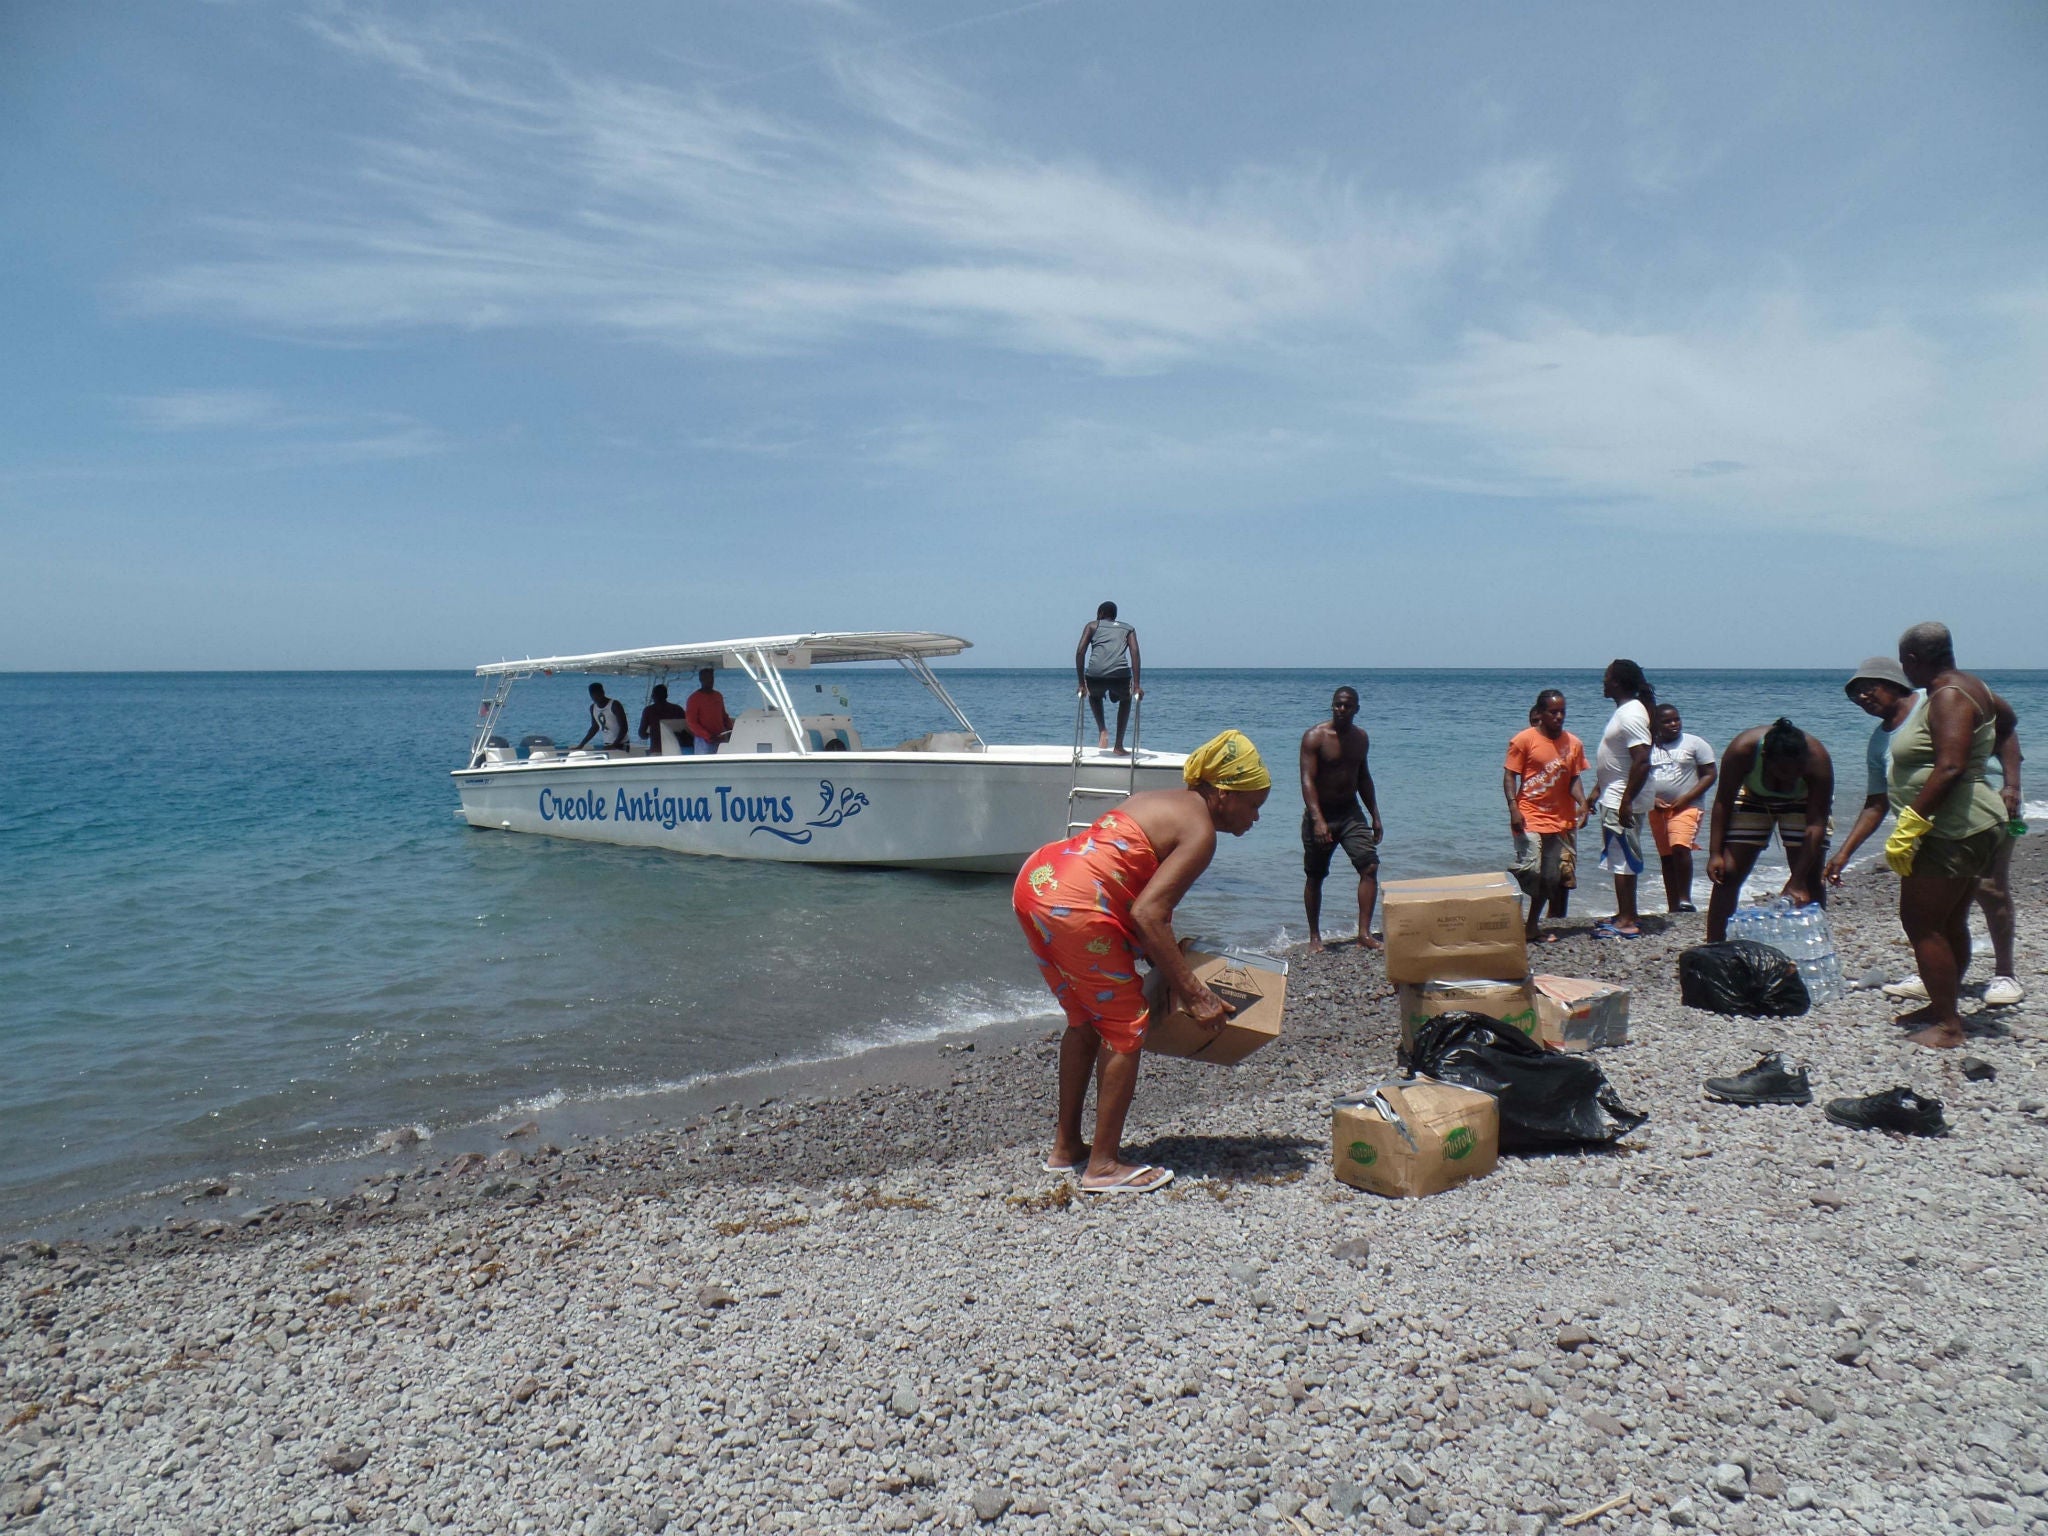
top-left (451, 749), bottom-right (1184, 873)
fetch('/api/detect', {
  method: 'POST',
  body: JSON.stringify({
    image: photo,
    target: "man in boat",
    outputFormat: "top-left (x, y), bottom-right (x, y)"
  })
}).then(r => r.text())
top-left (684, 668), bottom-right (735, 755)
top-left (1300, 686), bottom-right (1385, 952)
top-left (637, 684), bottom-right (690, 755)
top-left (577, 682), bottom-right (629, 753)
top-left (1014, 730), bottom-right (1271, 1195)
top-left (1075, 601), bottom-right (1143, 754)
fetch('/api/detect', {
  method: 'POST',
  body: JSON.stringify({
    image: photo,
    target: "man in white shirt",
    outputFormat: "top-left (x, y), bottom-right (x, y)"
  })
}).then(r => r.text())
top-left (1592, 659), bottom-right (1657, 937)
top-left (576, 682), bottom-right (629, 753)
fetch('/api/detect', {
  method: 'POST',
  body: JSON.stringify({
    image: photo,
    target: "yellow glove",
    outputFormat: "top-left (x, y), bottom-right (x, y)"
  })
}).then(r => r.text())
top-left (1884, 806), bottom-right (1935, 876)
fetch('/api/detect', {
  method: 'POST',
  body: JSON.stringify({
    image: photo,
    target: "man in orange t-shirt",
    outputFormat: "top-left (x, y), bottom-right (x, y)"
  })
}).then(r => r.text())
top-left (684, 668), bottom-right (735, 754)
top-left (1503, 689), bottom-right (1589, 942)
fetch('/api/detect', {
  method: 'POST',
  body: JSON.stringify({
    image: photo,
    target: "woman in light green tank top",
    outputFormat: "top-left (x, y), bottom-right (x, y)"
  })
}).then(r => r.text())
top-left (1888, 622), bottom-right (2020, 1049)
top-left (1887, 695), bottom-right (2006, 839)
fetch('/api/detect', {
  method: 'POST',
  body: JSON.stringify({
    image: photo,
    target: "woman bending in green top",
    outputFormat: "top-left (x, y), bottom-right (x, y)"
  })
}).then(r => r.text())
top-left (1889, 622), bottom-right (2020, 1049)
top-left (1704, 718), bottom-right (1834, 944)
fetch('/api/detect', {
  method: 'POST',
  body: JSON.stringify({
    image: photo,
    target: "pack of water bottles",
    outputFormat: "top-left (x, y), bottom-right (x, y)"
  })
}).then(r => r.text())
top-left (1727, 897), bottom-right (1845, 1005)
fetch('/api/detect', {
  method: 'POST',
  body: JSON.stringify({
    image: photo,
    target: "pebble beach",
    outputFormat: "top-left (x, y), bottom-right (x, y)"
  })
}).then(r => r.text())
top-left (6, 844), bottom-right (2046, 1536)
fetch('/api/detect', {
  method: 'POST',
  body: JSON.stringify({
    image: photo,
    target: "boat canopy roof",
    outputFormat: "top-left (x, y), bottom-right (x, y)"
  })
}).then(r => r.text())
top-left (474, 631), bottom-right (972, 679)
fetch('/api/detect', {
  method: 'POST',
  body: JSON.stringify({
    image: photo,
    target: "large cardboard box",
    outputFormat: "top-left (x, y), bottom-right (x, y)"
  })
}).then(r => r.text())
top-left (1382, 872), bottom-right (1528, 984)
top-left (1143, 945), bottom-right (1287, 1064)
top-left (1531, 974), bottom-right (1630, 1051)
top-left (1396, 977), bottom-right (1539, 1053)
top-left (1332, 1080), bottom-right (1499, 1198)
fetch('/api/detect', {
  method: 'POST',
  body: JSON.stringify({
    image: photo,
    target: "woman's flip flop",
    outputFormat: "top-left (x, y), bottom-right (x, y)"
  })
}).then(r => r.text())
top-left (1079, 1164), bottom-right (1175, 1195)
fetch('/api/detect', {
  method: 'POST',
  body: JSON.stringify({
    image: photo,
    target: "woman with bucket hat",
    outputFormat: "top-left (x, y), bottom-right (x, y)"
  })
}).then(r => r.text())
top-left (1824, 655), bottom-right (1920, 887)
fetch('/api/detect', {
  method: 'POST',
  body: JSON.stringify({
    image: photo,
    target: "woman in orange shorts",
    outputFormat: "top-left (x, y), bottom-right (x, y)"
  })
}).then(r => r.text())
top-left (1013, 729), bottom-right (1270, 1194)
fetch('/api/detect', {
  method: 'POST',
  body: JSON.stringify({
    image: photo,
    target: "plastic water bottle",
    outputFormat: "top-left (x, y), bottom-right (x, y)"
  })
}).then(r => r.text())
top-left (1793, 904), bottom-right (1814, 961)
top-left (1727, 903), bottom-right (1757, 944)
top-left (1789, 903), bottom-right (1844, 1003)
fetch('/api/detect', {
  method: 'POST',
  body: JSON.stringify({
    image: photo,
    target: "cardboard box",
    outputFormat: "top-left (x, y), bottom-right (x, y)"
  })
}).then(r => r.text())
top-left (1143, 944), bottom-right (1287, 1064)
top-left (1332, 1080), bottom-right (1499, 1198)
top-left (1381, 872), bottom-right (1528, 985)
top-left (1396, 977), bottom-right (1539, 1053)
top-left (1531, 974), bottom-right (1630, 1051)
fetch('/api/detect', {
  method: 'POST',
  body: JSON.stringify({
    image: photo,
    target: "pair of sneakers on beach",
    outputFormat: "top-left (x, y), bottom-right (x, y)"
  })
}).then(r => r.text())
top-left (1702, 1052), bottom-right (1949, 1136)
top-left (1880, 973), bottom-right (2026, 1008)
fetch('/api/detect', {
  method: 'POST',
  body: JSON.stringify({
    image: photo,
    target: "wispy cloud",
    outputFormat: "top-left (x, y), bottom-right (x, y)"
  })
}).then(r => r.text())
top-left (131, 13), bottom-right (1557, 373)
top-left (1398, 293), bottom-right (2048, 541)
top-left (129, 388), bottom-right (286, 431)
top-left (122, 388), bottom-right (446, 466)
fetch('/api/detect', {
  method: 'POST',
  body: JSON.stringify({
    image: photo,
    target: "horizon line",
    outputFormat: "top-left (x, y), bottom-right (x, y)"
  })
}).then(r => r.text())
top-left (6, 663), bottom-right (2046, 677)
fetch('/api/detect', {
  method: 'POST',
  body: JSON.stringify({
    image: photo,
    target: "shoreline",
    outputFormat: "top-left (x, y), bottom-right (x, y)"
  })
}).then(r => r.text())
top-left (4, 840), bottom-right (1923, 1249)
top-left (16, 1007), bottom-right (1065, 1248)
top-left (5, 843), bottom-right (2044, 1532)
top-left (0, 836), bottom-right (1945, 1249)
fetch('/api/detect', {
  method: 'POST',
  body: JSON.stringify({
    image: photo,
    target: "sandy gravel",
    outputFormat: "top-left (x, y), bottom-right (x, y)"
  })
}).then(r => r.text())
top-left (5, 843), bottom-right (2046, 1535)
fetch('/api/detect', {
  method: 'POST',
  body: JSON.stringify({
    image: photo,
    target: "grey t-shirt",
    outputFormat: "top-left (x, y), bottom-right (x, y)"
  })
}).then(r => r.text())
top-left (1083, 619), bottom-right (1135, 678)
top-left (1866, 691), bottom-right (1922, 798)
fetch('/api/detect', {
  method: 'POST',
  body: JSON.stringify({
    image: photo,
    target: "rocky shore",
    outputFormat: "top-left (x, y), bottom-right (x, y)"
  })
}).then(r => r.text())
top-left (5, 844), bottom-right (2046, 1535)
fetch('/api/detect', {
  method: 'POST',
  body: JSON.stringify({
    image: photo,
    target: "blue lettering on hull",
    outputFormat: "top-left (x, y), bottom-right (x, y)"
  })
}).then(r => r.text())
top-left (535, 779), bottom-right (868, 843)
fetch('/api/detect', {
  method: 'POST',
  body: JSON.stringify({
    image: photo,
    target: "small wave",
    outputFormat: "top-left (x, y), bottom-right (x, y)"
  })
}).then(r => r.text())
top-left (485, 1088), bottom-right (566, 1122)
top-left (351, 987), bottom-right (1066, 1140)
top-left (2023, 800), bottom-right (2047, 823)
top-left (583, 988), bottom-right (1057, 1104)
top-left (818, 986), bottom-right (1062, 1059)
top-left (351, 1122), bottom-right (434, 1158)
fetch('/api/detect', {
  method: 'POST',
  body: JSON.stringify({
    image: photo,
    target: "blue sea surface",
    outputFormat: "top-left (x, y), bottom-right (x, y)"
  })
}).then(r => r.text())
top-left (2, 666), bottom-right (2041, 1233)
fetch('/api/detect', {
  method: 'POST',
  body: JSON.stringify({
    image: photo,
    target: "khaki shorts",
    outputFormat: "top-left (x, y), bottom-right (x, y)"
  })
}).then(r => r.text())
top-left (1512, 830), bottom-right (1577, 895)
top-left (1911, 827), bottom-right (2003, 881)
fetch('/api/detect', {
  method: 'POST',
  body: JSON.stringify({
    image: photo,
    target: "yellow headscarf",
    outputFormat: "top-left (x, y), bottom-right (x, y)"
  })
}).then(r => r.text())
top-left (1182, 729), bottom-right (1270, 792)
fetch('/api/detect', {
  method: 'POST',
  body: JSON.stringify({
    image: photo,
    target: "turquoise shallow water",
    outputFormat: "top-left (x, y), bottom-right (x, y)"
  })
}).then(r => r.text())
top-left (2, 666), bottom-right (2041, 1233)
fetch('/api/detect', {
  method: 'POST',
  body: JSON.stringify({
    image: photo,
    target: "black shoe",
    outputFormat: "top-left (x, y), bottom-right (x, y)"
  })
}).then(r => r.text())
top-left (1823, 1086), bottom-right (1947, 1137)
top-left (1673, 902), bottom-right (1698, 914)
top-left (1704, 1052), bottom-right (1813, 1106)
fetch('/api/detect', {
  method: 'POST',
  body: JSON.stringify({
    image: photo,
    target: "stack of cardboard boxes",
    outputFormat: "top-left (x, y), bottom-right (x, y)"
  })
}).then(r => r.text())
top-left (1333, 870), bottom-right (1630, 1198)
top-left (1383, 872), bottom-right (1629, 1054)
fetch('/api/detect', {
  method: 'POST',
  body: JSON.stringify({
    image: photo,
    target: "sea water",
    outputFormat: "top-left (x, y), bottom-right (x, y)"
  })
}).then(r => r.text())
top-left (2, 666), bottom-right (2042, 1233)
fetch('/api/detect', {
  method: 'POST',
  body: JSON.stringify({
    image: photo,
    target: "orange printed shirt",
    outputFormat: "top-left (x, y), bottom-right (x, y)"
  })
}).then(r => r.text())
top-left (1505, 727), bottom-right (1587, 835)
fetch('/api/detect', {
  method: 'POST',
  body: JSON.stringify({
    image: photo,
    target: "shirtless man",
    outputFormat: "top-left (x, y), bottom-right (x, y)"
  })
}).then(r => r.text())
top-left (1300, 686), bottom-right (1385, 952)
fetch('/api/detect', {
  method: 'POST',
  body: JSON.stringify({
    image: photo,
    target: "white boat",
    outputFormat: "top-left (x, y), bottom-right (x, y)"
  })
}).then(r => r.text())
top-left (452, 632), bottom-right (1185, 872)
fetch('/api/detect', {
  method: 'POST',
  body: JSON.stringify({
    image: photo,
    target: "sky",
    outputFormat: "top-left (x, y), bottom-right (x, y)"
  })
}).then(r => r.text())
top-left (3, 0), bottom-right (2045, 670)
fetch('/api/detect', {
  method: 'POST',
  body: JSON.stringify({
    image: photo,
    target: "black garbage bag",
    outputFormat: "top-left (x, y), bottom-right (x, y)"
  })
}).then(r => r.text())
top-left (1677, 941), bottom-right (1810, 1018)
top-left (1403, 1012), bottom-right (1649, 1152)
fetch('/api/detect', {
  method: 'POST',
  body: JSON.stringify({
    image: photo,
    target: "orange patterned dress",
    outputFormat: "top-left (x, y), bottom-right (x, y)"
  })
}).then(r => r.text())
top-left (1011, 810), bottom-right (1160, 1053)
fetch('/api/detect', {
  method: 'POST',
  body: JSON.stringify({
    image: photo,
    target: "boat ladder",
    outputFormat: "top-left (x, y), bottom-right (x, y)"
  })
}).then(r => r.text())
top-left (1065, 692), bottom-right (1143, 835)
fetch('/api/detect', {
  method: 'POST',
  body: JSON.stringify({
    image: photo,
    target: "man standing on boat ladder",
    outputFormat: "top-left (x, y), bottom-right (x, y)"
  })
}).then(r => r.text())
top-left (1076, 601), bottom-right (1143, 755)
